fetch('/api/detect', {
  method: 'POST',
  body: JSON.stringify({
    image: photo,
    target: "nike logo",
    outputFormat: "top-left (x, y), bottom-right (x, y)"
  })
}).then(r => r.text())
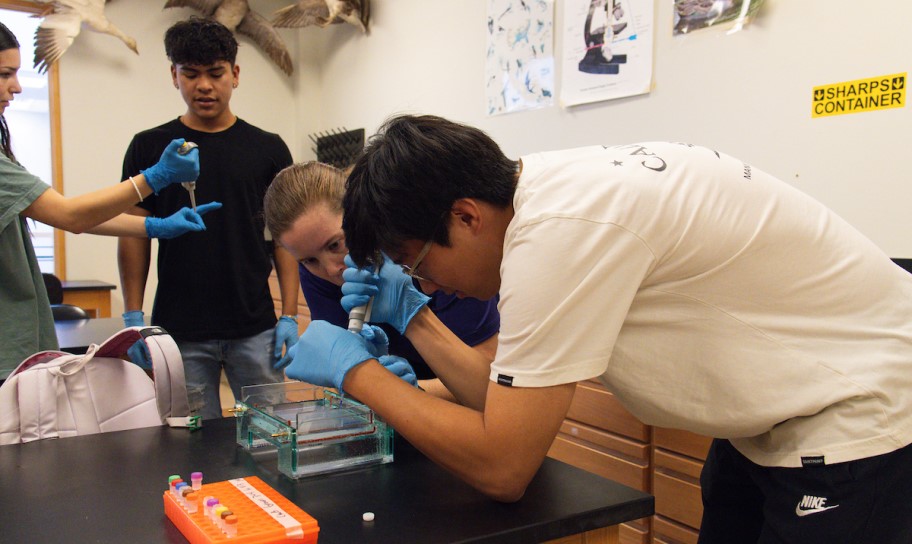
top-left (795, 495), bottom-right (840, 517)
top-left (795, 504), bottom-right (839, 517)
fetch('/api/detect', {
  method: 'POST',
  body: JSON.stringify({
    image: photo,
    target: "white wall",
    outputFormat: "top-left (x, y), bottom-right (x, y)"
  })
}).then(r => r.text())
top-left (314, 0), bottom-right (912, 255)
top-left (51, 0), bottom-right (912, 314)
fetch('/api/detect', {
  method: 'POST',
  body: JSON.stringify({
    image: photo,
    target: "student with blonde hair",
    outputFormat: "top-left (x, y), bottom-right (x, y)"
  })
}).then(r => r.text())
top-left (263, 162), bottom-right (499, 396)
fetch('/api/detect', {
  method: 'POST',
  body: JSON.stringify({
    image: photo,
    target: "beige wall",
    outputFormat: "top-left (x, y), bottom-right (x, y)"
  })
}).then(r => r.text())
top-left (55, 0), bottom-right (912, 315)
top-left (312, 0), bottom-right (912, 255)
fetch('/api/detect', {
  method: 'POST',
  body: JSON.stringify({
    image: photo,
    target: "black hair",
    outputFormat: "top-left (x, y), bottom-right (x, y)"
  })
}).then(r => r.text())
top-left (0, 20), bottom-right (18, 50)
top-left (164, 17), bottom-right (238, 66)
top-left (0, 21), bottom-right (19, 162)
top-left (342, 115), bottom-right (518, 265)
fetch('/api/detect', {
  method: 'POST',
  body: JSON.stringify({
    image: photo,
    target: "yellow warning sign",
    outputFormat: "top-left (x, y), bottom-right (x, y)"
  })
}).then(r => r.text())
top-left (812, 73), bottom-right (905, 118)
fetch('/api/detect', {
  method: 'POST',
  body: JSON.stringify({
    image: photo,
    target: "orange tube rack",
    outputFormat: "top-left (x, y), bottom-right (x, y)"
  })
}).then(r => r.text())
top-left (164, 476), bottom-right (319, 543)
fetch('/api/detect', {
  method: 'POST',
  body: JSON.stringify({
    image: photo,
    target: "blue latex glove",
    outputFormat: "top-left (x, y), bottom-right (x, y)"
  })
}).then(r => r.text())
top-left (144, 202), bottom-right (222, 239)
top-left (378, 355), bottom-right (418, 387)
top-left (273, 316), bottom-right (300, 370)
top-left (122, 310), bottom-right (151, 369)
top-left (141, 138), bottom-right (200, 194)
top-left (359, 324), bottom-right (389, 358)
top-left (284, 321), bottom-right (375, 393)
top-left (340, 253), bottom-right (430, 335)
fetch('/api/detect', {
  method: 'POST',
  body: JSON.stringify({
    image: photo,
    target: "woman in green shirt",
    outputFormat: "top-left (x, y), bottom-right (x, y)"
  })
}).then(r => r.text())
top-left (0, 22), bottom-right (214, 380)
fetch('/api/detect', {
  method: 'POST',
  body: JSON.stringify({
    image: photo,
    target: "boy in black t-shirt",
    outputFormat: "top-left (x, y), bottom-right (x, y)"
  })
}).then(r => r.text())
top-left (117, 18), bottom-right (299, 419)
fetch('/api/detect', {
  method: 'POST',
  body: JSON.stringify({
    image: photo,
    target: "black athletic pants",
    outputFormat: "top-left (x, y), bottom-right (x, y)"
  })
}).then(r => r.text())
top-left (698, 439), bottom-right (912, 544)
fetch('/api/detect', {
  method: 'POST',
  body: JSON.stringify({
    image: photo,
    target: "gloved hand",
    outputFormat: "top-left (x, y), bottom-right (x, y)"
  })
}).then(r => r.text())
top-left (284, 321), bottom-right (375, 393)
top-left (340, 253), bottom-right (430, 335)
top-left (378, 355), bottom-right (418, 387)
top-left (273, 316), bottom-right (300, 370)
top-left (122, 310), bottom-right (151, 369)
top-left (141, 138), bottom-right (200, 194)
top-left (359, 324), bottom-right (389, 358)
top-left (144, 202), bottom-right (222, 239)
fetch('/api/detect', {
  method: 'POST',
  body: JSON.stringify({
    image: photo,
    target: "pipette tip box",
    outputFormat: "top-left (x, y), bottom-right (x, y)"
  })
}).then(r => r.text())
top-left (234, 382), bottom-right (393, 479)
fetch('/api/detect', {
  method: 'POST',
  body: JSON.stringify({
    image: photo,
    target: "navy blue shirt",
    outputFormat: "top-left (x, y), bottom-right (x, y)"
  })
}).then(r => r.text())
top-left (299, 265), bottom-right (500, 379)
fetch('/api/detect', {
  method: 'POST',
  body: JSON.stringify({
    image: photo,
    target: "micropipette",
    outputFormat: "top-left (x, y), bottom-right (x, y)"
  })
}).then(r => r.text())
top-left (177, 141), bottom-right (198, 211)
top-left (347, 256), bottom-right (382, 333)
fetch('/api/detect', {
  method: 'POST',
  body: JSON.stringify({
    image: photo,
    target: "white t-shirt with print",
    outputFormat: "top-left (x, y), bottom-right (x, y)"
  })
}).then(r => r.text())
top-left (490, 142), bottom-right (912, 467)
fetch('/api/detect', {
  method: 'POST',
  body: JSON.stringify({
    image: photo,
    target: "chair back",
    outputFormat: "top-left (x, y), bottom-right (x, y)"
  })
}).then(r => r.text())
top-left (42, 273), bottom-right (64, 304)
top-left (51, 304), bottom-right (90, 321)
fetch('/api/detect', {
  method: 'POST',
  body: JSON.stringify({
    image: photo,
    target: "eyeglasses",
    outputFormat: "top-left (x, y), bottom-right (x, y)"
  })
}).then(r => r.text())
top-left (400, 211), bottom-right (448, 283)
top-left (400, 239), bottom-right (433, 283)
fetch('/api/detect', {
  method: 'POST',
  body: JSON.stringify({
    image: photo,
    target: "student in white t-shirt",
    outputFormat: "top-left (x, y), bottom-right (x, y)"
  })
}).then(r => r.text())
top-left (283, 115), bottom-right (912, 543)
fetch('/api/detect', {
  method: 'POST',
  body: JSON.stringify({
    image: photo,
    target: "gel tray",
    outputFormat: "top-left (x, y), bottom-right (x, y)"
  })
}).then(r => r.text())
top-left (235, 382), bottom-right (393, 479)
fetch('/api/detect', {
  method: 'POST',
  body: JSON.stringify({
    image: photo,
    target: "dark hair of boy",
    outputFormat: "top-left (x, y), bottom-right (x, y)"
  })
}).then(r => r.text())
top-left (164, 17), bottom-right (238, 66)
top-left (342, 115), bottom-right (518, 265)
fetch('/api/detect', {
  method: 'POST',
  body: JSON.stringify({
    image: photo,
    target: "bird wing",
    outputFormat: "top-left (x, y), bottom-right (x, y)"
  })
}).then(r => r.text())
top-left (163, 0), bottom-right (221, 16)
top-left (33, 10), bottom-right (83, 73)
top-left (272, 0), bottom-right (331, 28)
top-left (237, 10), bottom-right (293, 76)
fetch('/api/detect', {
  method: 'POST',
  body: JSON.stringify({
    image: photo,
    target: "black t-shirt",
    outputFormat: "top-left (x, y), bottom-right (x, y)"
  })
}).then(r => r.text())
top-left (122, 118), bottom-right (292, 341)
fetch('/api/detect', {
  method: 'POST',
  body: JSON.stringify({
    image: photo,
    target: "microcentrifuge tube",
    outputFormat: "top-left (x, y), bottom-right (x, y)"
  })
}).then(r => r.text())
top-left (186, 492), bottom-right (199, 514)
top-left (224, 515), bottom-right (238, 538)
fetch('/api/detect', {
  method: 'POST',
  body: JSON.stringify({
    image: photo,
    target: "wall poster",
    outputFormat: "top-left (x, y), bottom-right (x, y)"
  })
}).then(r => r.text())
top-left (560, 0), bottom-right (654, 107)
top-left (485, 0), bottom-right (555, 116)
top-left (673, 0), bottom-right (765, 35)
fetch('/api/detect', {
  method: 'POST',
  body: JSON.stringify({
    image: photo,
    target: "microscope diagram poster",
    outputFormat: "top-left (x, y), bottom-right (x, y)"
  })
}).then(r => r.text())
top-left (485, 0), bottom-right (555, 116)
top-left (560, 0), bottom-right (654, 107)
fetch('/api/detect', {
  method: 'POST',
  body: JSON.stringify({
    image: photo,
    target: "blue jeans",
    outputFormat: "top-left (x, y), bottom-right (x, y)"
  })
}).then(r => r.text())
top-left (177, 327), bottom-right (284, 420)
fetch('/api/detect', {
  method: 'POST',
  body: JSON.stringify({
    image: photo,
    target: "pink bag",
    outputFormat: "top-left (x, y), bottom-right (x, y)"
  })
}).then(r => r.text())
top-left (0, 326), bottom-right (191, 445)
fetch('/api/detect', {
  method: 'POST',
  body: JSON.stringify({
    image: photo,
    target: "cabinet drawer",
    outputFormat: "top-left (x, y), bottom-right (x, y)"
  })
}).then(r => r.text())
top-left (548, 432), bottom-right (649, 491)
top-left (619, 519), bottom-right (649, 544)
top-left (653, 450), bottom-right (703, 530)
top-left (653, 471), bottom-right (702, 530)
top-left (654, 449), bottom-right (703, 480)
top-left (559, 420), bottom-right (649, 461)
top-left (653, 516), bottom-right (699, 544)
top-left (653, 427), bottom-right (712, 460)
top-left (566, 382), bottom-right (649, 441)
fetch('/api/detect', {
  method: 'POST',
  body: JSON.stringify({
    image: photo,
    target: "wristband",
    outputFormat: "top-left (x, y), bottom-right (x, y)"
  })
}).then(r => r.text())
top-left (280, 315), bottom-right (298, 322)
top-left (128, 176), bottom-right (143, 202)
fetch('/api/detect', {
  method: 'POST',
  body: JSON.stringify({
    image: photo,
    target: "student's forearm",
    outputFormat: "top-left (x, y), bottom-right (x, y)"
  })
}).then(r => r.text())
top-left (118, 233), bottom-right (152, 312)
top-left (405, 306), bottom-right (493, 410)
top-left (85, 214), bottom-right (148, 237)
top-left (274, 246), bottom-right (300, 316)
top-left (344, 361), bottom-right (576, 502)
top-left (21, 175), bottom-right (154, 234)
top-left (419, 378), bottom-right (459, 402)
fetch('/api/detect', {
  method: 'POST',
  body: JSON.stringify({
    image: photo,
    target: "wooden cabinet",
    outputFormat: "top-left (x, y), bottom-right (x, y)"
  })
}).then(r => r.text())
top-left (61, 280), bottom-right (115, 318)
top-left (548, 381), bottom-right (652, 544)
top-left (549, 382), bottom-right (713, 544)
top-left (652, 428), bottom-right (712, 544)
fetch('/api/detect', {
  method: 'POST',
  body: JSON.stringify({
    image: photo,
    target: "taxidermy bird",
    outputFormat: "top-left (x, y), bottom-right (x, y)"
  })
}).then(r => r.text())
top-left (33, 0), bottom-right (139, 74)
top-left (164, 0), bottom-right (294, 76)
top-left (272, 0), bottom-right (369, 33)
